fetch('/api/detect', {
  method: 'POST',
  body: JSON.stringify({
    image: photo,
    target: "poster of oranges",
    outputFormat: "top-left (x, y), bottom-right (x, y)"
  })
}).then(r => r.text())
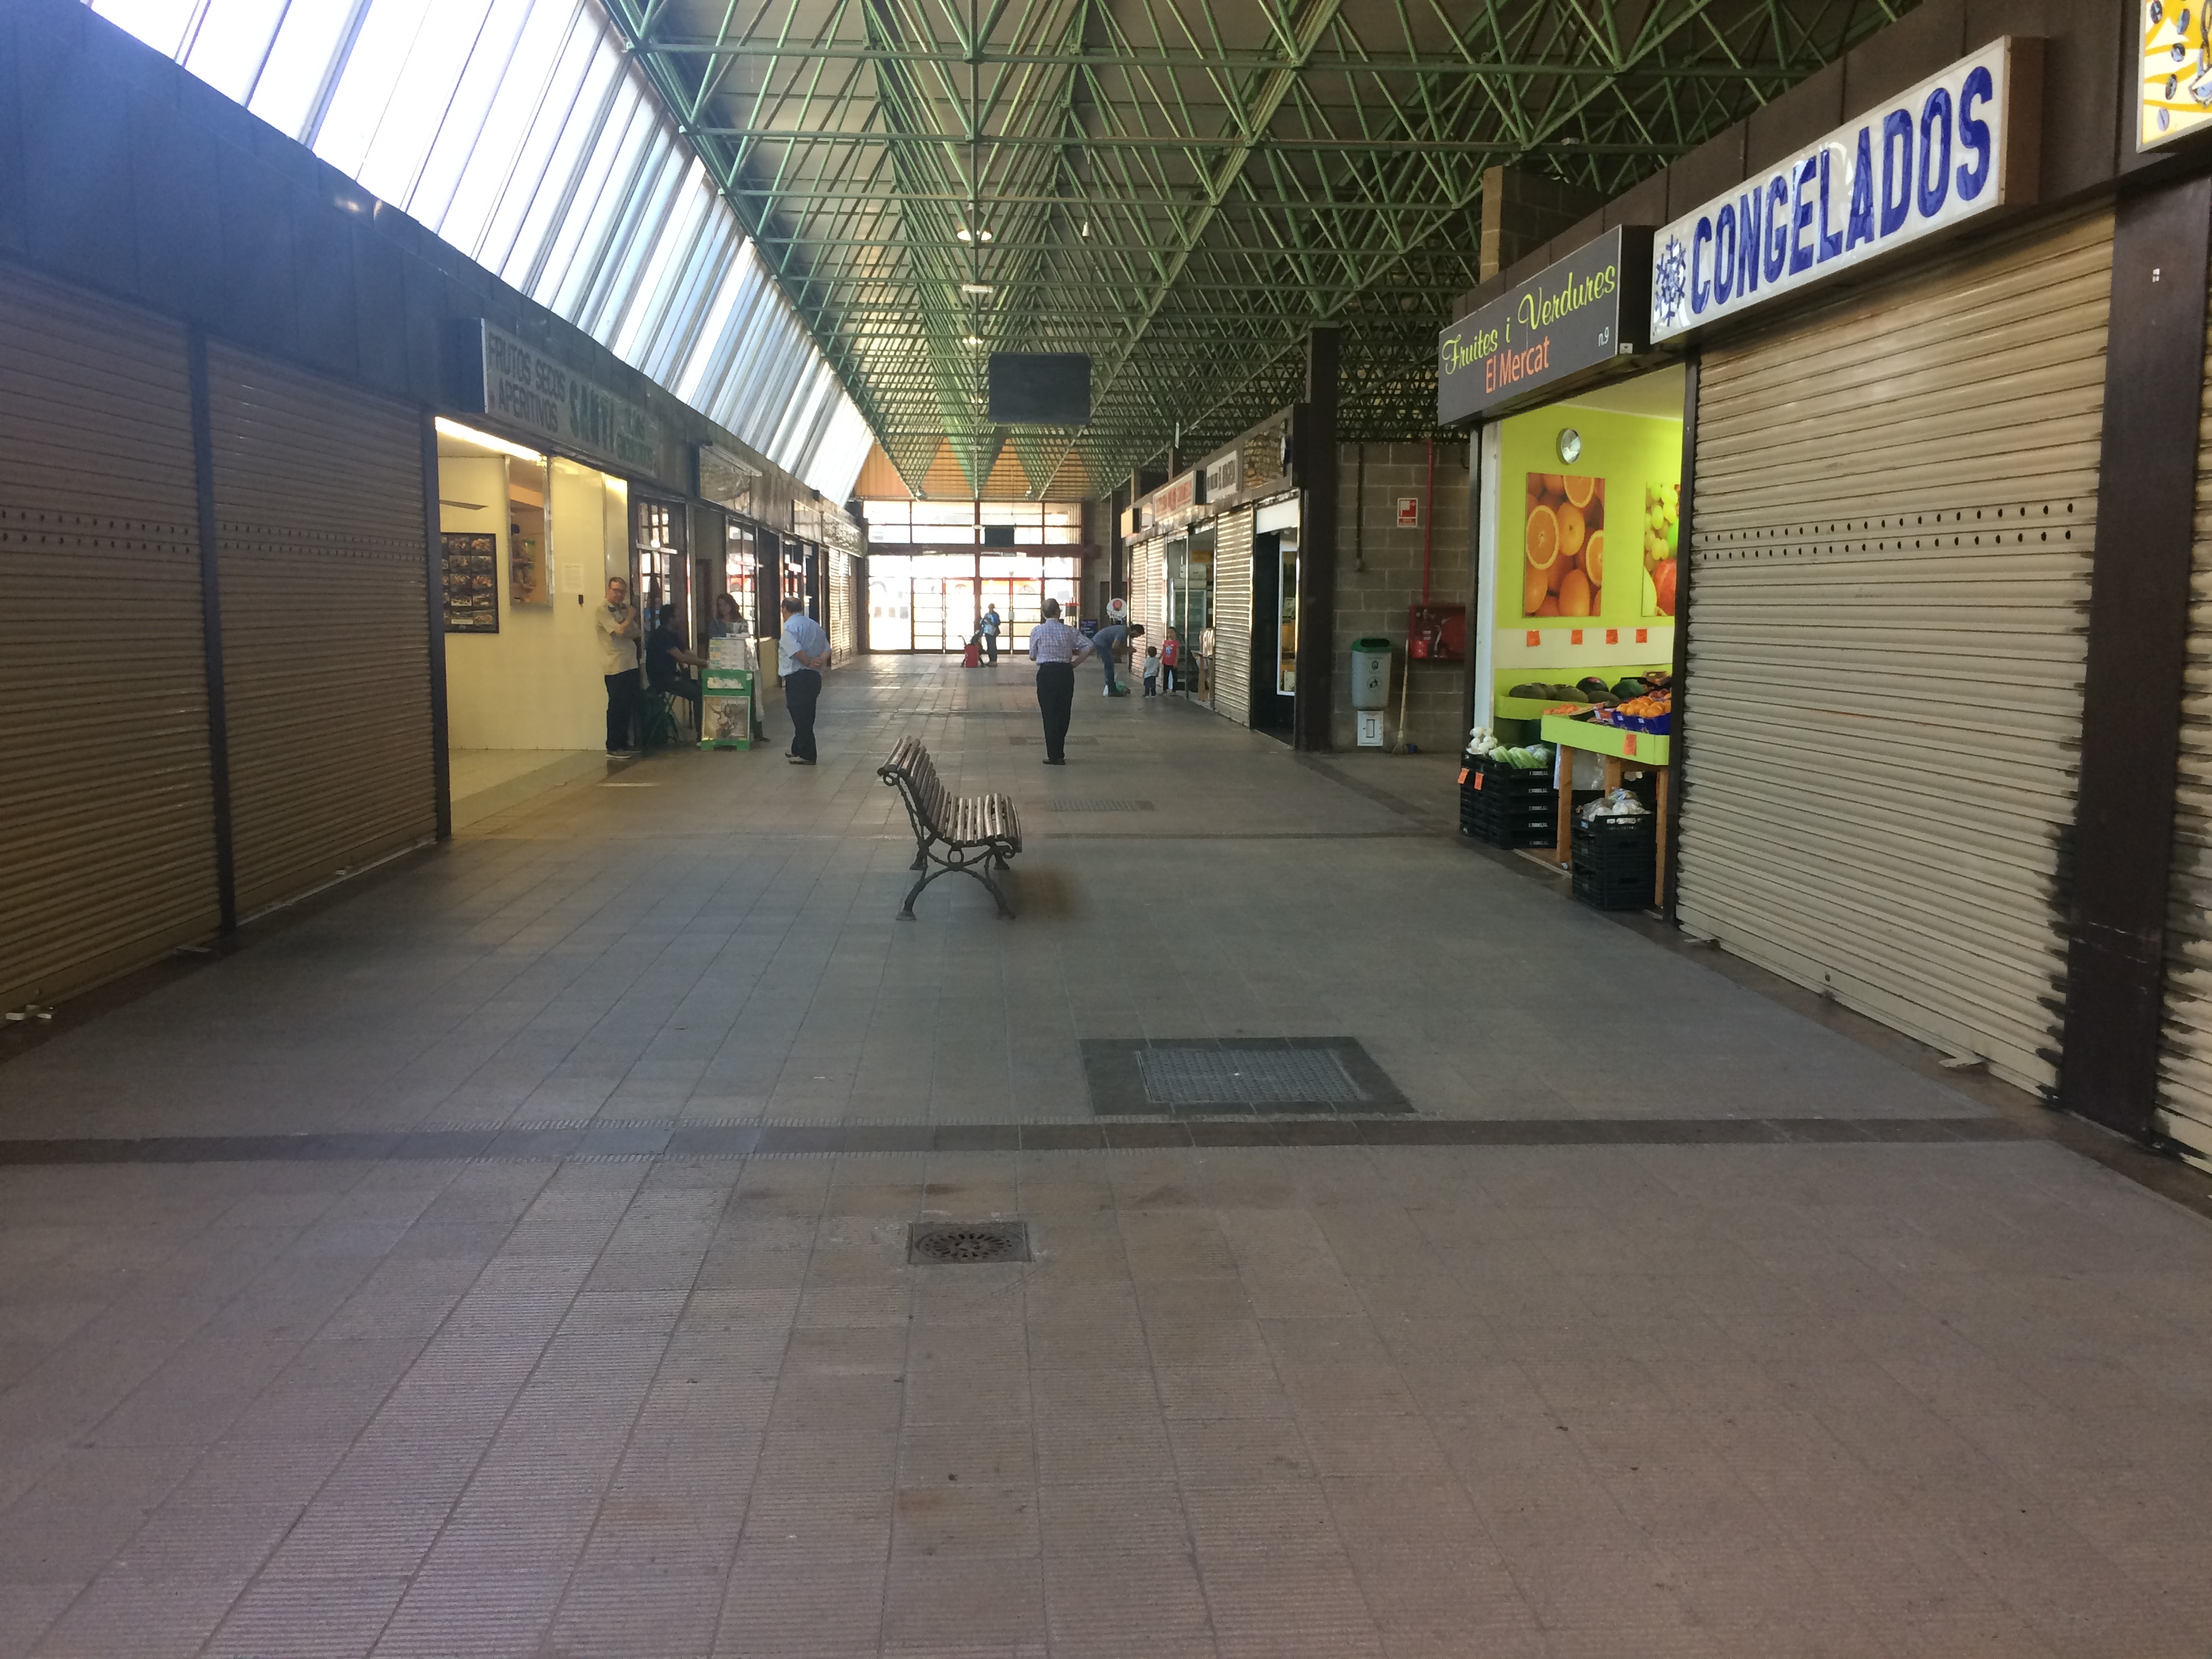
top-left (1521, 474), bottom-right (1604, 619)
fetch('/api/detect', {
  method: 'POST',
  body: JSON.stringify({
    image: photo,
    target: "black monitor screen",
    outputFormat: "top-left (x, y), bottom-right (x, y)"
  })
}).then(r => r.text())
top-left (987, 353), bottom-right (1091, 426)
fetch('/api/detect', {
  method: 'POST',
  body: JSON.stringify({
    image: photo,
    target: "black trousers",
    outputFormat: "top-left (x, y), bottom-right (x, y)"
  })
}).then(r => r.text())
top-left (1035, 662), bottom-right (1074, 761)
top-left (604, 672), bottom-right (640, 752)
top-left (785, 668), bottom-right (822, 761)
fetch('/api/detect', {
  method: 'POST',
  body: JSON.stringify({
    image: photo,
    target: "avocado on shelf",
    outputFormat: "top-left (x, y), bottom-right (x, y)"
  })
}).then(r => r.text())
top-left (1507, 682), bottom-right (1544, 699)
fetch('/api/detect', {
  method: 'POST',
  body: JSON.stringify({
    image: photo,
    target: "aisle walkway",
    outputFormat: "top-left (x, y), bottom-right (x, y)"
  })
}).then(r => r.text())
top-left (0, 655), bottom-right (2209, 1657)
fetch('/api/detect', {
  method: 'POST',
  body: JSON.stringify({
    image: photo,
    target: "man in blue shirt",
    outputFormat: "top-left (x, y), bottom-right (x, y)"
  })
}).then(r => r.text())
top-left (778, 596), bottom-right (831, 765)
top-left (980, 605), bottom-right (1000, 665)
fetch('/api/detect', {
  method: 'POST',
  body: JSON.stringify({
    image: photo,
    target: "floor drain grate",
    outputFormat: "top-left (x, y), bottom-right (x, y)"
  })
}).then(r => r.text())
top-left (909, 1221), bottom-right (1031, 1264)
top-left (1079, 1038), bottom-right (1412, 1116)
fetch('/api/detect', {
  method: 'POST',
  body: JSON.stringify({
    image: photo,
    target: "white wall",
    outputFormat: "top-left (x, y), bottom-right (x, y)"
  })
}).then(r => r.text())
top-left (443, 457), bottom-right (629, 751)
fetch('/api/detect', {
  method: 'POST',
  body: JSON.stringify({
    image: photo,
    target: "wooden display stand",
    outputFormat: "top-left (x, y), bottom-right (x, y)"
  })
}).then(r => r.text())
top-left (1539, 714), bottom-right (1673, 906)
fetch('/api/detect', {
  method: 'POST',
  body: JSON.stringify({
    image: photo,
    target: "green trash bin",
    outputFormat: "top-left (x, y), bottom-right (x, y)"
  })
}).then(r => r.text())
top-left (1349, 638), bottom-right (1393, 711)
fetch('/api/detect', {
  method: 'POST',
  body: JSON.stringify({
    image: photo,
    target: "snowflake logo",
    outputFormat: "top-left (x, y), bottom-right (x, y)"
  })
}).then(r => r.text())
top-left (1654, 235), bottom-right (1689, 328)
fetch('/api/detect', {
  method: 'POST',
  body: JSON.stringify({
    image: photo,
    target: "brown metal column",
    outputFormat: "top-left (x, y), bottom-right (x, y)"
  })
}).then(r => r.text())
top-left (1662, 356), bottom-right (1700, 926)
top-left (1294, 326), bottom-right (1339, 752)
top-left (2058, 176), bottom-right (2212, 1139)
top-left (417, 409), bottom-right (453, 842)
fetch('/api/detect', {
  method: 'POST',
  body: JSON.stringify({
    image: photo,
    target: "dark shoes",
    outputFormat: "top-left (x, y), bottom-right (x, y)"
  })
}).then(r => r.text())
top-left (1042, 757), bottom-right (1067, 765)
top-left (787, 755), bottom-right (816, 765)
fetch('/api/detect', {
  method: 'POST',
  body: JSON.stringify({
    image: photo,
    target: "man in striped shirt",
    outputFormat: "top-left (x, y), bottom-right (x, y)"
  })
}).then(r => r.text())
top-left (1027, 599), bottom-right (1093, 765)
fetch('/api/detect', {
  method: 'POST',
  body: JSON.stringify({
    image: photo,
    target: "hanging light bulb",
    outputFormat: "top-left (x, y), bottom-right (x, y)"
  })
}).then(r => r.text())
top-left (957, 226), bottom-right (973, 243)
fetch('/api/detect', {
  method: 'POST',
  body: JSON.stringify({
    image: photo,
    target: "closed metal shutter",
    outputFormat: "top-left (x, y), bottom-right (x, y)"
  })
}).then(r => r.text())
top-left (1213, 508), bottom-right (1253, 725)
top-left (828, 550), bottom-right (858, 660)
top-left (1132, 537), bottom-right (1164, 660)
top-left (2158, 261), bottom-right (2212, 1160)
top-left (1678, 207), bottom-right (2112, 1096)
top-left (0, 269), bottom-right (218, 1009)
top-left (207, 346), bottom-right (435, 917)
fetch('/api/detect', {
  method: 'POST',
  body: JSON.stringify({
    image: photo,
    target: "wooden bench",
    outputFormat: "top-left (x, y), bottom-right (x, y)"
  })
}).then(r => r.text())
top-left (878, 736), bottom-right (1022, 919)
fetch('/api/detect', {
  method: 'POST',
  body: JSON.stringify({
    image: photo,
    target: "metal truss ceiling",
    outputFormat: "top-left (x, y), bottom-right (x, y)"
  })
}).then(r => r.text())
top-left (611, 0), bottom-right (1912, 495)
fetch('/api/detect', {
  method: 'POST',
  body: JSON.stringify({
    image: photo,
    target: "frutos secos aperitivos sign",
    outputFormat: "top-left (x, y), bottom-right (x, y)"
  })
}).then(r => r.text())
top-left (1436, 227), bottom-right (1649, 424)
top-left (1650, 37), bottom-right (2040, 343)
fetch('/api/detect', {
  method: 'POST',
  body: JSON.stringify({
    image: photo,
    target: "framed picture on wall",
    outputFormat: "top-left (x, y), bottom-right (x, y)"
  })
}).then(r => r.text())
top-left (441, 533), bottom-right (498, 633)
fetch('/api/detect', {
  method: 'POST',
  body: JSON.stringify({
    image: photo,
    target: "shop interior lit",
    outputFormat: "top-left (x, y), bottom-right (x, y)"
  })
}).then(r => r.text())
top-left (435, 418), bottom-right (636, 822)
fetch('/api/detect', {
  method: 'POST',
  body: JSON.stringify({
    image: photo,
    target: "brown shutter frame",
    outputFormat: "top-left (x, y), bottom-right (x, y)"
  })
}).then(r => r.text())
top-left (419, 410), bottom-right (451, 842)
top-left (1664, 355), bottom-right (1700, 927)
top-left (1295, 327), bottom-right (1338, 752)
top-left (187, 329), bottom-right (238, 929)
top-left (2060, 177), bottom-right (2212, 1140)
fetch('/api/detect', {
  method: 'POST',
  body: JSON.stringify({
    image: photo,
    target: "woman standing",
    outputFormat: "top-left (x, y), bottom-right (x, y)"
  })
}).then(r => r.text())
top-left (1027, 598), bottom-right (1090, 765)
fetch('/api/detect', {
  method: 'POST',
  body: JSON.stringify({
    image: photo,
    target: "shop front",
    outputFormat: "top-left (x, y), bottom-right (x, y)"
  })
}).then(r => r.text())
top-left (1441, 36), bottom-right (2100, 1100)
top-left (439, 320), bottom-right (684, 800)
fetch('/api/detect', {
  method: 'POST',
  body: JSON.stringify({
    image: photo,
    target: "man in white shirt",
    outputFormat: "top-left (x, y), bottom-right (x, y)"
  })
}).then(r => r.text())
top-left (596, 577), bottom-right (641, 756)
top-left (778, 596), bottom-right (832, 765)
top-left (1026, 598), bottom-right (1093, 764)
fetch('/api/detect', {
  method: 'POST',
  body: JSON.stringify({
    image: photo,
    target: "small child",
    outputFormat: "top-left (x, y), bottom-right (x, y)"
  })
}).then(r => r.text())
top-left (1142, 647), bottom-right (1160, 697)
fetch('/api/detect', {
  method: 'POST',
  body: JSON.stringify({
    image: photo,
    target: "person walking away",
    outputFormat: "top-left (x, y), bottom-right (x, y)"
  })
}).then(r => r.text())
top-left (779, 596), bottom-right (830, 765)
top-left (1028, 597), bottom-right (1088, 764)
top-left (1198, 621), bottom-right (1216, 698)
top-left (597, 577), bottom-right (642, 756)
top-left (646, 604), bottom-right (708, 735)
top-left (1142, 646), bottom-right (1161, 697)
top-left (981, 605), bottom-right (1001, 665)
top-left (1161, 630), bottom-right (1182, 693)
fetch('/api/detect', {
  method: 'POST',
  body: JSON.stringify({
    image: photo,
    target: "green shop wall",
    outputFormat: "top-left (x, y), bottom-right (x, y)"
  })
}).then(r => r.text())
top-left (1500, 399), bottom-right (1681, 628)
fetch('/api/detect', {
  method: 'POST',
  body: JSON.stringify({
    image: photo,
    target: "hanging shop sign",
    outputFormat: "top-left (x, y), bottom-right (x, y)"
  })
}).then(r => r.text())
top-left (1143, 470), bottom-right (1202, 533)
top-left (450, 320), bottom-right (663, 476)
top-left (2139, 3), bottom-right (2212, 151)
top-left (1437, 226), bottom-right (1649, 424)
top-left (1650, 37), bottom-right (2041, 344)
top-left (1204, 446), bottom-right (1242, 504)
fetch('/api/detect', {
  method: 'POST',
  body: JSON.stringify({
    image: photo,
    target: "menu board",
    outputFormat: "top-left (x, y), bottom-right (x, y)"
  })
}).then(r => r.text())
top-left (441, 533), bottom-right (498, 633)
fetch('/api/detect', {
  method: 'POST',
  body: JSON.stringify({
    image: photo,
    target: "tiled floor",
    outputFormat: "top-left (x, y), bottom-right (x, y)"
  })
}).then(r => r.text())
top-left (1, 655), bottom-right (2209, 1656)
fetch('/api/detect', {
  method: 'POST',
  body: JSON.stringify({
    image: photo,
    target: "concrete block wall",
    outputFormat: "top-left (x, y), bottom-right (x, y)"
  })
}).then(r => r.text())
top-left (1330, 441), bottom-right (1471, 754)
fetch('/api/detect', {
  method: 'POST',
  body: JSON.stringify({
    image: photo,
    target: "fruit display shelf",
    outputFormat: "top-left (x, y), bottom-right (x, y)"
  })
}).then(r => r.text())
top-left (1539, 713), bottom-right (1671, 766)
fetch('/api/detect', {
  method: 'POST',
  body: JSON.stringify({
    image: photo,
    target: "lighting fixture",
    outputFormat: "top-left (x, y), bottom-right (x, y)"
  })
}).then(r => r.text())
top-left (958, 225), bottom-right (993, 243)
top-left (964, 334), bottom-right (985, 346)
top-left (957, 227), bottom-right (971, 242)
top-left (960, 283), bottom-right (994, 298)
top-left (435, 416), bottom-right (545, 464)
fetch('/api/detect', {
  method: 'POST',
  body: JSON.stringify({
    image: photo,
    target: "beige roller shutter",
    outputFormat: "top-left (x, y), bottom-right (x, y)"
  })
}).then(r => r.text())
top-left (1132, 537), bottom-right (1164, 655)
top-left (0, 270), bottom-right (218, 1009)
top-left (2158, 263), bottom-right (2212, 1160)
top-left (1678, 207), bottom-right (2112, 1096)
top-left (207, 346), bottom-right (435, 917)
top-left (1214, 508), bottom-right (1253, 725)
top-left (829, 550), bottom-right (858, 660)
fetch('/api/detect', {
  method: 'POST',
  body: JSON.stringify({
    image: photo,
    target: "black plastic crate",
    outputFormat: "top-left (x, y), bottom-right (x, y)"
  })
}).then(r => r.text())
top-left (1571, 813), bottom-right (1657, 910)
top-left (1458, 757), bottom-right (1554, 848)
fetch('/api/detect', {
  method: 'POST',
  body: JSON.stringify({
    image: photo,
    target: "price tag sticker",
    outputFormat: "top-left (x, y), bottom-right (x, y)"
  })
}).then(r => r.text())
top-left (1570, 629), bottom-right (1584, 645)
top-left (1457, 767), bottom-right (1470, 785)
top-left (1525, 630), bottom-right (1541, 647)
top-left (1624, 733), bottom-right (1639, 757)
top-left (1635, 628), bottom-right (1648, 644)
top-left (1605, 628), bottom-right (1618, 645)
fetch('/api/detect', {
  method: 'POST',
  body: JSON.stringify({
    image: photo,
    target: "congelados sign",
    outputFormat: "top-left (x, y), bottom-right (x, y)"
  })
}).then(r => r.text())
top-left (1650, 37), bottom-right (2040, 343)
top-left (1436, 226), bottom-right (1647, 424)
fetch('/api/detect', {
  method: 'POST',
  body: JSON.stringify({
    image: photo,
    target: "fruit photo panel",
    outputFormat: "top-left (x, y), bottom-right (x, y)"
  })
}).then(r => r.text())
top-left (1641, 483), bottom-right (1680, 617)
top-left (1522, 473), bottom-right (1604, 620)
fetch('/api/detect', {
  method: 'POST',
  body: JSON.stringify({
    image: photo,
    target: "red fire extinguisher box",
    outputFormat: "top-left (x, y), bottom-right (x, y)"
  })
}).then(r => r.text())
top-left (1406, 604), bottom-right (1467, 662)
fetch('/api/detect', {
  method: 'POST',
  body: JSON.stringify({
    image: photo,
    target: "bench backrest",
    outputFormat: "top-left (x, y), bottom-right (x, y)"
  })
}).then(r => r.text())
top-left (882, 737), bottom-right (953, 835)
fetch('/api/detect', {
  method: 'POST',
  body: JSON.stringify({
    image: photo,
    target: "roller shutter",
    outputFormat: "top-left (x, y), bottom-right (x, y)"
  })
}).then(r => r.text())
top-left (829, 550), bottom-right (858, 660)
top-left (1213, 508), bottom-right (1253, 725)
top-left (207, 346), bottom-right (435, 917)
top-left (0, 270), bottom-right (218, 1010)
top-left (2158, 260), bottom-right (2212, 1161)
top-left (1677, 207), bottom-right (2112, 1097)
top-left (1132, 537), bottom-right (1164, 657)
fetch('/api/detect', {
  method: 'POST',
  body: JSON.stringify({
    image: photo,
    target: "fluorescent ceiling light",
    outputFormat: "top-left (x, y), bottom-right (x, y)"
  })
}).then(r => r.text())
top-left (961, 283), bottom-right (994, 297)
top-left (435, 417), bottom-right (545, 462)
